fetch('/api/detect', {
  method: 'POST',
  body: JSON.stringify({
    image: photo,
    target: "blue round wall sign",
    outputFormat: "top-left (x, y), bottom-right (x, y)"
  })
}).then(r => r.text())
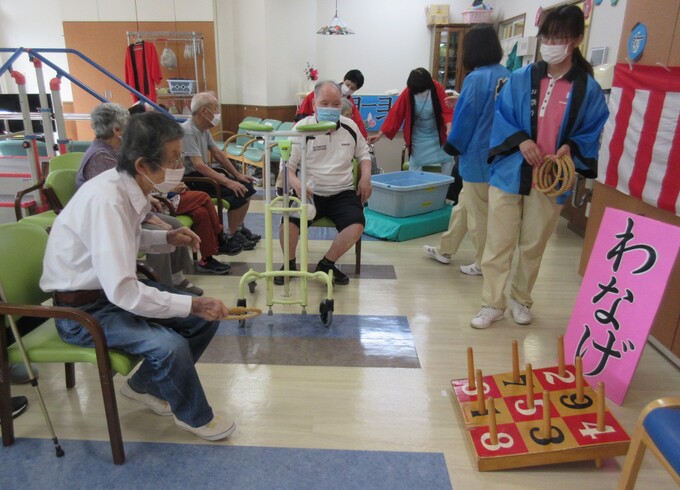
top-left (627, 23), bottom-right (647, 62)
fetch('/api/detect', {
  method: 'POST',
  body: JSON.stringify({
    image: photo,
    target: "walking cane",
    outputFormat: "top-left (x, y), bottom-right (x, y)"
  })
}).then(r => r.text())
top-left (0, 281), bottom-right (64, 457)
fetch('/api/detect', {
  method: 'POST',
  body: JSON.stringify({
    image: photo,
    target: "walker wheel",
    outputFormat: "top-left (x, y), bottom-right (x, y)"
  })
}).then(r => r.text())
top-left (319, 299), bottom-right (334, 327)
top-left (248, 281), bottom-right (256, 293)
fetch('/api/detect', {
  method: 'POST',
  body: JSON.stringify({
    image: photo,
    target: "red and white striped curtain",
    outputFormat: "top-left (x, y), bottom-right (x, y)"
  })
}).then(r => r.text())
top-left (599, 64), bottom-right (680, 216)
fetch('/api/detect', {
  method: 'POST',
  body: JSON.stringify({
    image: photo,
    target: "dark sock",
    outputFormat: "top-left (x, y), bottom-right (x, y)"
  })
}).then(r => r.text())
top-left (288, 259), bottom-right (297, 269)
top-left (320, 256), bottom-right (334, 267)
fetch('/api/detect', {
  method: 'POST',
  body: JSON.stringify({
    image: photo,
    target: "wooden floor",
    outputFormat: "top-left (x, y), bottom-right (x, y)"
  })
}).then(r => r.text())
top-left (7, 200), bottom-right (680, 489)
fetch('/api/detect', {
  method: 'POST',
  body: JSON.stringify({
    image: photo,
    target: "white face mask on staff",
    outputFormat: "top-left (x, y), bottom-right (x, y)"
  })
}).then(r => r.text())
top-left (540, 43), bottom-right (571, 65)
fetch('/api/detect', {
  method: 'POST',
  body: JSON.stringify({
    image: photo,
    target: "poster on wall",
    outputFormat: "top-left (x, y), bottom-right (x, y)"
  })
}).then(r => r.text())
top-left (351, 95), bottom-right (399, 132)
top-left (564, 208), bottom-right (680, 405)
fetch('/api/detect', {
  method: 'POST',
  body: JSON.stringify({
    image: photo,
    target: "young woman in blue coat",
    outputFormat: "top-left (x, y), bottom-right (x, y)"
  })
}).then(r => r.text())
top-left (471, 6), bottom-right (609, 329)
top-left (424, 24), bottom-right (509, 276)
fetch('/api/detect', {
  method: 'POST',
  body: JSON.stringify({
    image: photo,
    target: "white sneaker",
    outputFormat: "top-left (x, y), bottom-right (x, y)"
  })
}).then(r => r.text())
top-left (423, 245), bottom-right (451, 264)
top-left (509, 298), bottom-right (534, 325)
top-left (470, 307), bottom-right (505, 329)
top-left (175, 412), bottom-right (236, 441)
top-left (120, 381), bottom-right (172, 416)
top-left (459, 263), bottom-right (483, 276)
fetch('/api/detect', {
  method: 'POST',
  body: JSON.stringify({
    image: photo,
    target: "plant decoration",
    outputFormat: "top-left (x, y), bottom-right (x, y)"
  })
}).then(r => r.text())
top-left (305, 62), bottom-right (319, 81)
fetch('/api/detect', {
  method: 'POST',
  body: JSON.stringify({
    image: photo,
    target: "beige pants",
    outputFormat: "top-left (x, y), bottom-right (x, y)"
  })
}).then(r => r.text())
top-left (438, 183), bottom-right (489, 266)
top-left (462, 181), bottom-right (489, 267)
top-left (438, 188), bottom-right (468, 256)
top-left (481, 185), bottom-right (563, 309)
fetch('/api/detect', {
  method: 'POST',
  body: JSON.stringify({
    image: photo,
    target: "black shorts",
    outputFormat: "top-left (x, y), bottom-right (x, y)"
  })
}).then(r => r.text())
top-left (287, 189), bottom-right (365, 231)
top-left (185, 171), bottom-right (256, 211)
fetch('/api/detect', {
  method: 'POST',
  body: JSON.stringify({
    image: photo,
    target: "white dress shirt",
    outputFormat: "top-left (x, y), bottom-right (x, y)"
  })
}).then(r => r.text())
top-left (40, 168), bottom-right (192, 319)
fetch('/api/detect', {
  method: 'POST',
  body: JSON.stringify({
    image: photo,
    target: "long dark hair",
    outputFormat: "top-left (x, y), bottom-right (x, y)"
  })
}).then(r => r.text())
top-left (406, 68), bottom-right (444, 140)
top-left (538, 5), bottom-right (593, 76)
top-left (463, 24), bottom-right (503, 70)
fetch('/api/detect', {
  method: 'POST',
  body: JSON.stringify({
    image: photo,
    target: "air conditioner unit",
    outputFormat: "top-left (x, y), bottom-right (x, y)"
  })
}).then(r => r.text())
top-left (517, 36), bottom-right (537, 56)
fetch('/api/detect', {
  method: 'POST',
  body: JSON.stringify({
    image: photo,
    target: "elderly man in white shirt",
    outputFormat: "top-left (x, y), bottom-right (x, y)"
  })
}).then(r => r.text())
top-left (40, 112), bottom-right (234, 442)
top-left (274, 81), bottom-right (372, 286)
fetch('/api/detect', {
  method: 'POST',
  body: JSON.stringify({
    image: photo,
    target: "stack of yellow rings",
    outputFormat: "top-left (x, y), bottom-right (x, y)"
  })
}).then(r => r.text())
top-left (533, 155), bottom-right (576, 197)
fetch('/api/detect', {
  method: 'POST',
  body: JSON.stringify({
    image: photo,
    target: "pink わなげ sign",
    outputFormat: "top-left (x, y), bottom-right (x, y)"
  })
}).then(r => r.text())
top-left (564, 208), bottom-right (680, 405)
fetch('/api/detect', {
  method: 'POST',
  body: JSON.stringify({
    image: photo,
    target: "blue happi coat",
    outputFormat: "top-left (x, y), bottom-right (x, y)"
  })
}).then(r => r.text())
top-left (443, 63), bottom-right (510, 183)
top-left (487, 61), bottom-right (609, 204)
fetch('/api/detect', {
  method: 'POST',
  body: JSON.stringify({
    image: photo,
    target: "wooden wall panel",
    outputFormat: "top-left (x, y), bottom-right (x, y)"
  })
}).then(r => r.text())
top-left (63, 21), bottom-right (137, 140)
top-left (62, 102), bottom-right (77, 140)
top-left (616, 0), bottom-right (680, 65)
top-left (668, 6), bottom-right (680, 66)
top-left (62, 21), bottom-right (217, 140)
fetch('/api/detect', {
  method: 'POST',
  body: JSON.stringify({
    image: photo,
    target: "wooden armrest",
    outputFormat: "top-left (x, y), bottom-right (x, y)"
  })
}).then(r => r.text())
top-left (154, 196), bottom-right (177, 216)
top-left (43, 188), bottom-right (64, 214)
top-left (0, 303), bottom-right (111, 359)
top-left (241, 137), bottom-right (262, 152)
top-left (136, 263), bottom-right (160, 283)
top-left (221, 133), bottom-right (250, 151)
top-left (213, 130), bottom-right (236, 143)
top-left (14, 180), bottom-right (45, 221)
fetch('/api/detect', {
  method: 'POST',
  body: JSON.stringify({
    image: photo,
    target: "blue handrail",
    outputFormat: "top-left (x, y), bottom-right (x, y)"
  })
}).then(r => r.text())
top-left (0, 47), bottom-right (25, 79)
top-left (0, 47), bottom-right (175, 118)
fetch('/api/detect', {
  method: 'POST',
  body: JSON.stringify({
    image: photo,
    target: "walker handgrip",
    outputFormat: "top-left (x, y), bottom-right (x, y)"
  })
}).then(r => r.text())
top-left (294, 121), bottom-right (336, 132)
top-left (239, 121), bottom-right (274, 132)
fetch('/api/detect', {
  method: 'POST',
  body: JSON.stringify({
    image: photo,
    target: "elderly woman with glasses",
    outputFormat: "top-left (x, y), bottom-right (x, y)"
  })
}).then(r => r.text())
top-left (42, 112), bottom-right (237, 442)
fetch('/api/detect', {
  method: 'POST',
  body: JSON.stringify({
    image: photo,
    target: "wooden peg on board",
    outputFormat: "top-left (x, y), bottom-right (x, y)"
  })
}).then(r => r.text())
top-left (467, 347), bottom-right (476, 391)
top-left (526, 363), bottom-right (535, 410)
top-left (575, 356), bottom-right (584, 403)
top-left (476, 369), bottom-right (486, 415)
top-left (595, 381), bottom-right (606, 469)
top-left (542, 390), bottom-right (552, 440)
top-left (597, 382), bottom-right (606, 432)
top-left (557, 335), bottom-right (566, 377)
top-left (487, 397), bottom-right (498, 445)
top-left (512, 340), bottom-right (520, 383)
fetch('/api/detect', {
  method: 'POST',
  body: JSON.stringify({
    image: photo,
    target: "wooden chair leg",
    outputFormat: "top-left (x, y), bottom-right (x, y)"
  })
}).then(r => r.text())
top-left (618, 425), bottom-right (648, 490)
top-left (64, 363), bottom-right (75, 388)
top-left (99, 371), bottom-right (125, 465)
top-left (355, 238), bottom-right (361, 275)
top-left (0, 330), bottom-right (15, 446)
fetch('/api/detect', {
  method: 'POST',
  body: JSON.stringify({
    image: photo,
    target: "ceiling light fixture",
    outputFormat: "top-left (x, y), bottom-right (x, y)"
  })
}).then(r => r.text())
top-left (317, 0), bottom-right (355, 35)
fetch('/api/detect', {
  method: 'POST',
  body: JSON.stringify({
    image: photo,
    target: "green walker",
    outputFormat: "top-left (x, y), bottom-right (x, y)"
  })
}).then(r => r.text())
top-left (236, 121), bottom-right (336, 326)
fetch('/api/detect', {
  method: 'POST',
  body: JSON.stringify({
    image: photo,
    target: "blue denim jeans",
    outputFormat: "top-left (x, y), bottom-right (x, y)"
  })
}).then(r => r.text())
top-left (54, 281), bottom-right (218, 427)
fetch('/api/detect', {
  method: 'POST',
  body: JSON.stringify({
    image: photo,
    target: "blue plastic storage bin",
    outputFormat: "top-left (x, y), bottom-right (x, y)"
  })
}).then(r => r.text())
top-left (368, 170), bottom-right (455, 217)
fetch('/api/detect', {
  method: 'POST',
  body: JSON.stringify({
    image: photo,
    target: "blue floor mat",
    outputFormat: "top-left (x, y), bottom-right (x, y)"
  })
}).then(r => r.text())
top-left (0, 438), bottom-right (453, 490)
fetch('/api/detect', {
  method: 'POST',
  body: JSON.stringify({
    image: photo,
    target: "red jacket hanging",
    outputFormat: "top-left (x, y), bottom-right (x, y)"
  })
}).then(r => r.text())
top-left (125, 41), bottom-right (163, 103)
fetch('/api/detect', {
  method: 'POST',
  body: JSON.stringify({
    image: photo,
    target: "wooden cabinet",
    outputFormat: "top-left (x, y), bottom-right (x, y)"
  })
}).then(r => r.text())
top-left (431, 24), bottom-right (470, 93)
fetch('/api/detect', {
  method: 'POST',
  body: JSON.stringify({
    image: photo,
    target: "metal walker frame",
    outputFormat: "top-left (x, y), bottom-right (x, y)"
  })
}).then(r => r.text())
top-left (236, 123), bottom-right (336, 327)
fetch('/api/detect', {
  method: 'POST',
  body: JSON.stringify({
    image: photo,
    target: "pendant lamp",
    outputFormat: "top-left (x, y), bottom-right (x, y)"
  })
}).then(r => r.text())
top-left (317, 0), bottom-right (355, 35)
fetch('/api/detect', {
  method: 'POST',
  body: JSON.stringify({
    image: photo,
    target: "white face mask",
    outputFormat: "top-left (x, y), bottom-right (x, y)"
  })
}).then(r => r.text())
top-left (341, 84), bottom-right (354, 97)
top-left (540, 43), bottom-right (571, 65)
top-left (144, 166), bottom-right (185, 194)
top-left (211, 113), bottom-right (221, 127)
